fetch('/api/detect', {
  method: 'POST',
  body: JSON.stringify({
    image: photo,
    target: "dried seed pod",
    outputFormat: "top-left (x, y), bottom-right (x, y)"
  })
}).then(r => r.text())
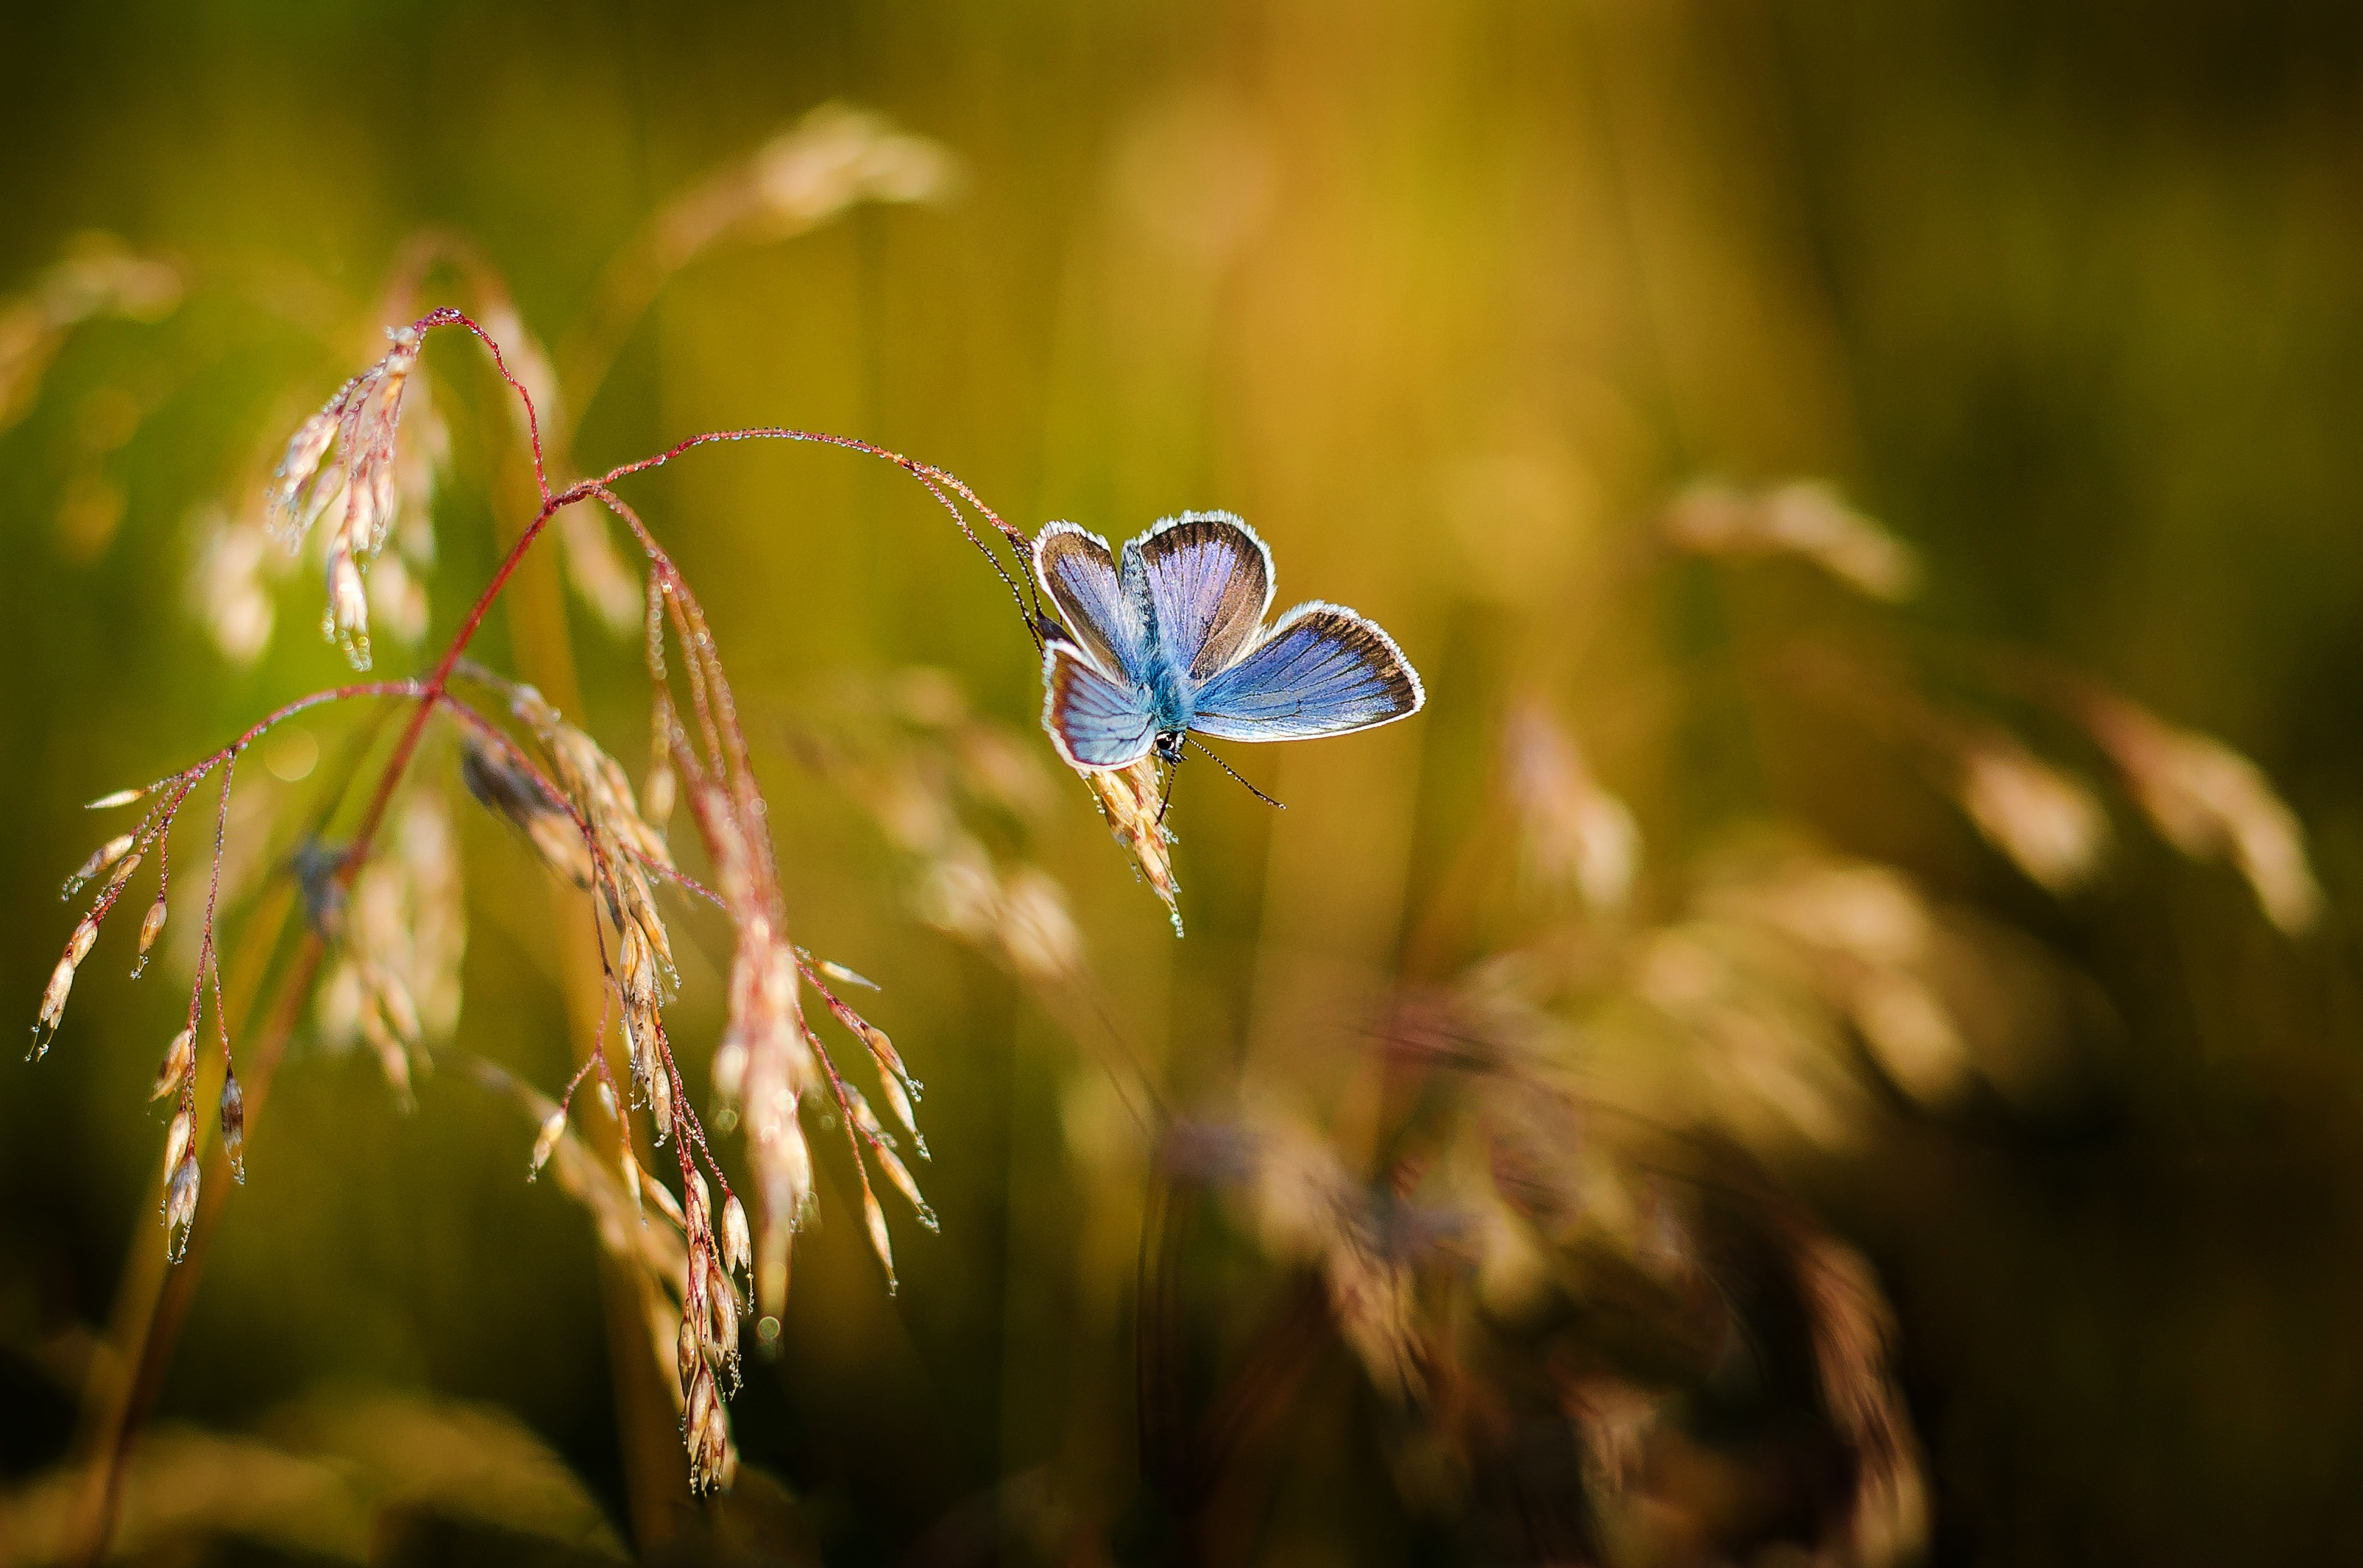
top-left (640, 1170), bottom-right (687, 1228)
top-left (877, 1072), bottom-right (919, 1146)
top-left (709, 1261), bottom-right (740, 1372)
top-left (648, 1058), bottom-right (674, 1141)
top-left (862, 1183), bottom-right (896, 1293)
top-left (163, 1152), bottom-right (200, 1260)
top-left (101, 851), bottom-right (144, 898)
top-left (676, 1316), bottom-right (701, 1395)
top-left (69, 834), bottom-right (137, 893)
top-left (874, 1143), bottom-right (936, 1231)
top-left (721, 1194), bottom-right (752, 1278)
top-left (150, 1027), bottom-right (195, 1101)
top-left (528, 1108), bottom-right (567, 1179)
top-left (816, 958), bottom-right (877, 990)
top-left (163, 1107), bottom-right (195, 1176)
top-left (219, 1068), bottom-right (247, 1182)
top-left (85, 787), bottom-right (149, 811)
top-left (135, 890), bottom-right (168, 972)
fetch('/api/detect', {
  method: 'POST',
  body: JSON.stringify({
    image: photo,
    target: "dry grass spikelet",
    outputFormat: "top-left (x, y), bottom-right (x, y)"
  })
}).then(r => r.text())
top-left (1502, 700), bottom-right (1640, 912)
top-left (1955, 739), bottom-right (2108, 894)
top-left (266, 324), bottom-right (427, 670)
top-left (1665, 478), bottom-right (1919, 601)
top-left (2080, 694), bottom-right (2323, 933)
top-left (1082, 757), bottom-right (1182, 932)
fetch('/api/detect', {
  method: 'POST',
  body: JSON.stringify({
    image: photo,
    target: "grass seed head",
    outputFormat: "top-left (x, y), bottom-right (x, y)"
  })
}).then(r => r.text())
top-left (135, 888), bottom-right (168, 970)
top-left (528, 1107), bottom-right (567, 1179)
top-left (151, 1026), bottom-right (196, 1101)
top-left (1957, 743), bottom-right (2108, 894)
top-left (219, 1068), bottom-right (247, 1182)
top-left (163, 1151), bottom-right (200, 1261)
top-left (1081, 758), bottom-right (1181, 930)
top-left (68, 832), bottom-right (137, 894)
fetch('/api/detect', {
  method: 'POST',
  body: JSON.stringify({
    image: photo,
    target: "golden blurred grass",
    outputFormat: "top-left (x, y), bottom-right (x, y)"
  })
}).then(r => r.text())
top-left (2, 3), bottom-right (2362, 1564)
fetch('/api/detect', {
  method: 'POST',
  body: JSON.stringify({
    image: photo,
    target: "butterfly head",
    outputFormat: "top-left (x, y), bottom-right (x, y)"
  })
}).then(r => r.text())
top-left (1154, 729), bottom-right (1188, 766)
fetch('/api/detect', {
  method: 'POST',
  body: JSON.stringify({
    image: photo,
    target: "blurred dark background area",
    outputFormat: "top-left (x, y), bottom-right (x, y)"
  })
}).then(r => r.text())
top-left (2, 2), bottom-right (2362, 1565)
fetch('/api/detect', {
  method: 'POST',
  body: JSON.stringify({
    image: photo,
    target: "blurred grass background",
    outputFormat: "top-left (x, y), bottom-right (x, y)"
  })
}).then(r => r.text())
top-left (3, 1), bottom-right (2363, 1564)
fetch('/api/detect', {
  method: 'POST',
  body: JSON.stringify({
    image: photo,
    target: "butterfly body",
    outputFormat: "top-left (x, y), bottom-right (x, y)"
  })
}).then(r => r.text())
top-left (1034, 512), bottom-right (1424, 772)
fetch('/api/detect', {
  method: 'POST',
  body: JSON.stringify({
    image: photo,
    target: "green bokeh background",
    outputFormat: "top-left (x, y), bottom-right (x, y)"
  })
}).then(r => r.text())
top-left (4, 3), bottom-right (2362, 1564)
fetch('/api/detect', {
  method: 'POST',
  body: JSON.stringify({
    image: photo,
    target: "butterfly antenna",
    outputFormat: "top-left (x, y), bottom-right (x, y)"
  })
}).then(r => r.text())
top-left (1155, 753), bottom-right (1180, 827)
top-left (1187, 738), bottom-right (1286, 809)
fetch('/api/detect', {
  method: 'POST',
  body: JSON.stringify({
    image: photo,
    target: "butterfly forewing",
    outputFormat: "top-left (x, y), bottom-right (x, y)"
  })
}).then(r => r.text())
top-left (1035, 522), bottom-right (1149, 679)
top-left (1188, 603), bottom-right (1424, 742)
top-left (1041, 640), bottom-right (1158, 769)
top-left (1127, 513), bottom-right (1274, 681)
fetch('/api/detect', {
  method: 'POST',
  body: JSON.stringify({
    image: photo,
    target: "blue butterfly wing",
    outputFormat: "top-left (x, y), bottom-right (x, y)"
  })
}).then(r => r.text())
top-left (1035, 522), bottom-right (1151, 679)
top-left (1188, 602), bottom-right (1425, 741)
top-left (1041, 639), bottom-right (1158, 770)
top-left (1124, 513), bottom-right (1274, 682)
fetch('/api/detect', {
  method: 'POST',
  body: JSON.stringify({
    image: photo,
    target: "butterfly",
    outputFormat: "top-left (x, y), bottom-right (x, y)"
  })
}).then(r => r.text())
top-left (1032, 511), bottom-right (1425, 774)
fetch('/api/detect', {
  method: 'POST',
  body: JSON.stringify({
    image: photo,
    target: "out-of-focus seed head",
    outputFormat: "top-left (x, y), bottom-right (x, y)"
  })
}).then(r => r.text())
top-left (1956, 745), bottom-right (2107, 895)
top-left (291, 840), bottom-right (350, 939)
top-left (325, 550), bottom-right (371, 671)
top-left (219, 1068), bottom-right (247, 1182)
top-left (85, 787), bottom-right (149, 811)
top-left (1665, 479), bottom-right (1920, 601)
top-left (151, 1026), bottom-right (195, 1101)
top-left (1001, 868), bottom-right (1081, 980)
top-left (1503, 701), bottom-right (1642, 912)
top-left (460, 737), bottom-right (592, 887)
top-left (2083, 696), bottom-right (2324, 935)
top-left (373, 1032), bottom-right (414, 1109)
top-left (711, 1038), bottom-right (748, 1106)
top-left (642, 758), bottom-right (676, 836)
top-left (619, 1138), bottom-right (643, 1224)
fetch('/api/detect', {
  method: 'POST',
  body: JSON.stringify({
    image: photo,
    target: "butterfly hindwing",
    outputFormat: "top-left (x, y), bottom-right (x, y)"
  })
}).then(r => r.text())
top-left (1035, 522), bottom-right (1150, 680)
top-left (1125, 512), bottom-right (1275, 681)
top-left (1188, 601), bottom-right (1425, 742)
top-left (1041, 639), bottom-right (1158, 770)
